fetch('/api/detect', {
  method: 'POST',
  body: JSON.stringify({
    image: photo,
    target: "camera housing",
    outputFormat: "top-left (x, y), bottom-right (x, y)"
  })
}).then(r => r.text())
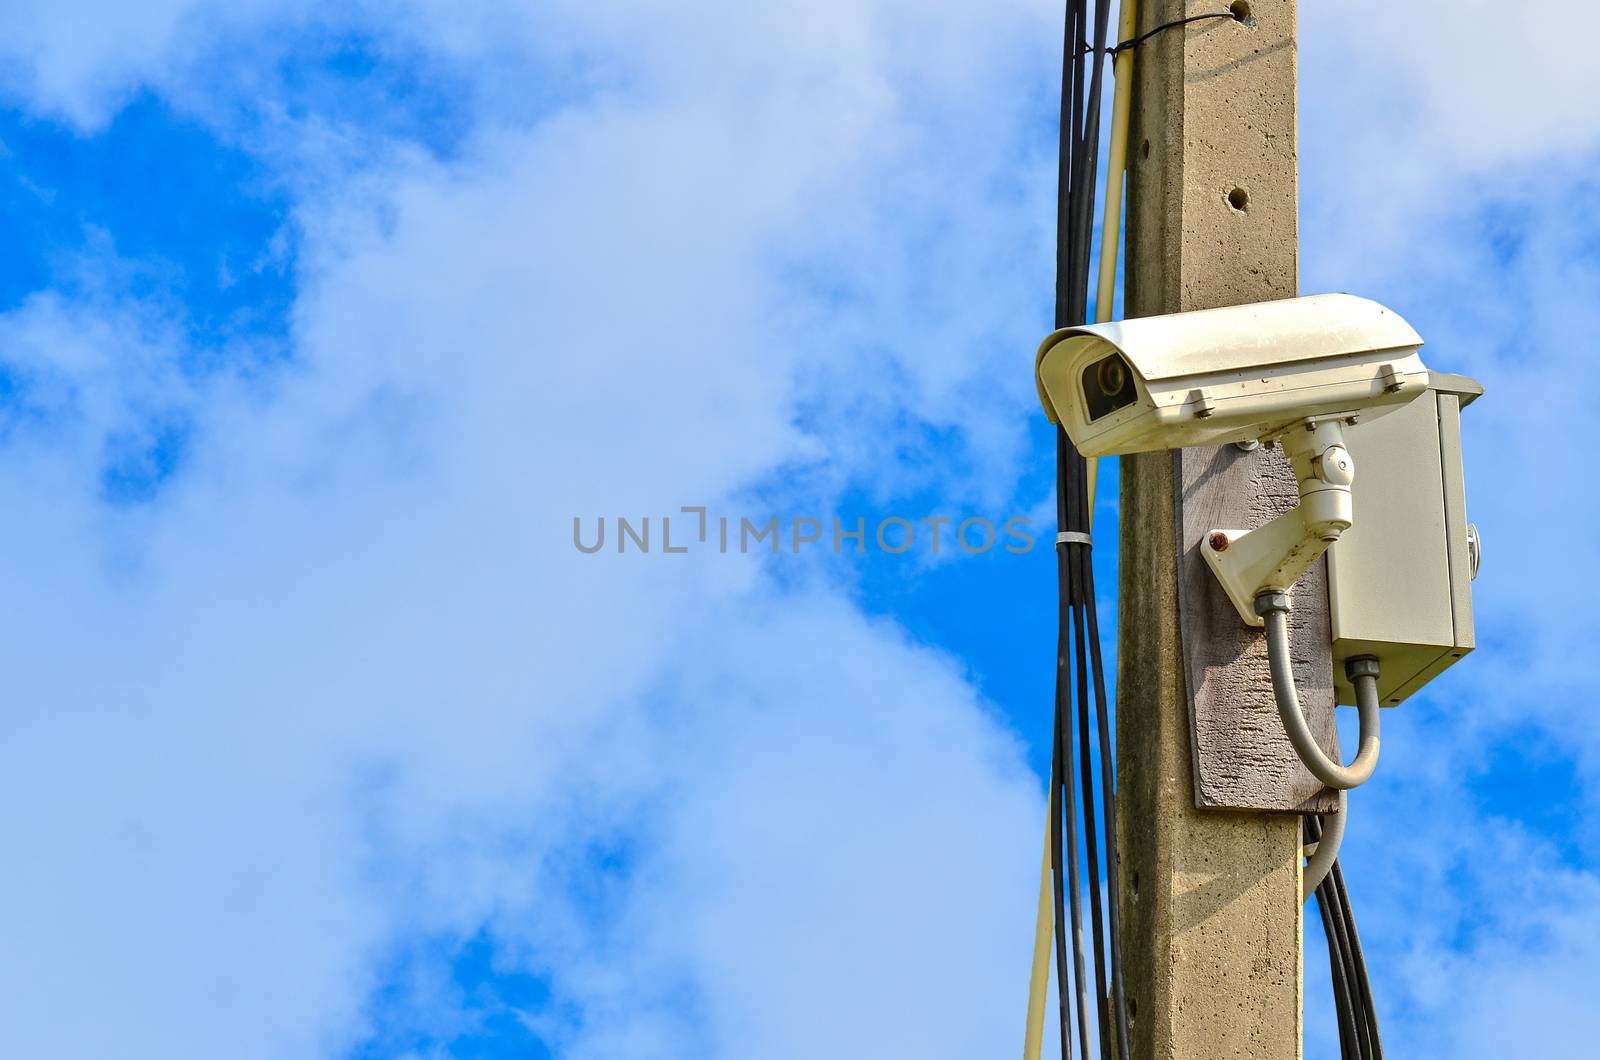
top-left (1034, 293), bottom-right (1431, 457)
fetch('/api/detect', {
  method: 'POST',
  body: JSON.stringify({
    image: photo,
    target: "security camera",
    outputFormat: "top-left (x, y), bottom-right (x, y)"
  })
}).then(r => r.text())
top-left (1033, 293), bottom-right (1430, 457)
top-left (1033, 293), bottom-right (1435, 626)
top-left (1032, 295), bottom-right (1485, 865)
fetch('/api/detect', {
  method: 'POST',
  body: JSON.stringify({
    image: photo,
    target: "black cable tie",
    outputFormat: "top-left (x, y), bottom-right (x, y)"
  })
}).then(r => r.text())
top-left (1082, 11), bottom-right (1239, 62)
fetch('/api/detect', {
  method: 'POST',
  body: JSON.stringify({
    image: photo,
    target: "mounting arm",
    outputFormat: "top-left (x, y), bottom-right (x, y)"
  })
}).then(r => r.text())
top-left (1201, 419), bottom-right (1355, 626)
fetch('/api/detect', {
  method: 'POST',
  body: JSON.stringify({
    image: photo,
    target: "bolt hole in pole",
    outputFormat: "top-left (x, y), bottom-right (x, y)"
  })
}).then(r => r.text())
top-left (1229, 0), bottom-right (1254, 23)
top-left (1228, 186), bottom-right (1250, 212)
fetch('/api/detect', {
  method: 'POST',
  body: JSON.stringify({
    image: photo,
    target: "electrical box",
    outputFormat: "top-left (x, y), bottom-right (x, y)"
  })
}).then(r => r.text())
top-left (1328, 374), bottom-right (1482, 706)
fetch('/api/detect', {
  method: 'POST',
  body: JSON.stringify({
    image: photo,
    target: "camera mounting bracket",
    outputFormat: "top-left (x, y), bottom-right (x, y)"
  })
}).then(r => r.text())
top-left (1202, 418), bottom-right (1354, 626)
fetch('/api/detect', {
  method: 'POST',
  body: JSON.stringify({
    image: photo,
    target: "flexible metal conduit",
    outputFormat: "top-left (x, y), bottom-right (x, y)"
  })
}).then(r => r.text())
top-left (1301, 788), bottom-right (1345, 900)
top-left (1256, 591), bottom-right (1381, 790)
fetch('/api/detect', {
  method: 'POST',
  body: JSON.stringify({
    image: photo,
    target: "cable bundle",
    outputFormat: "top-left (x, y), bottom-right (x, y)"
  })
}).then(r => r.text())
top-left (1047, 1), bottom-right (1129, 1057)
top-left (1305, 816), bottom-right (1383, 1059)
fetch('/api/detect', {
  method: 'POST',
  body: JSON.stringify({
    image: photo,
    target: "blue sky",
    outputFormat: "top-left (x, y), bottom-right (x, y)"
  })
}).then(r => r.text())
top-left (0, 3), bottom-right (1596, 1058)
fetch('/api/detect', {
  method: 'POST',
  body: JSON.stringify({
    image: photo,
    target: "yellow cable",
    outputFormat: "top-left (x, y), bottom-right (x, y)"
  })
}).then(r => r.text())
top-left (1022, 833), bottom-right (1054, 1060)
top-left (1094, 17), bottom-right (1137, 328)
top-left (1088, 0), bottom-right (1140, 502)
top-left (1023, 3), bottom-right (1137, 1056)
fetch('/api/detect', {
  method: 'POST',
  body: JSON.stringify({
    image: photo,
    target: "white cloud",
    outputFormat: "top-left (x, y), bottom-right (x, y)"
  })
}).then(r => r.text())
top-left (0, 2), bottom-right (1056, 1057)
top-left (1296, 9), bottom-right (1600, 1054)
top-left (1300, 6), bottom-right (1600, 750)
top-left (2, 2), bottom-right (1596, 1057)
top-left (1303, 2), bottom-right (1600, 171)
top-left (0, 1), bottom-right (288, 128)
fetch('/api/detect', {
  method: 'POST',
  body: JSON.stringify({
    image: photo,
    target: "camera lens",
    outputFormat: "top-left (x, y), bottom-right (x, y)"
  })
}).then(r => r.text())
top-left (1082, 353), bottom-right (1137, 422)
top-left (1096, 356), bottom-right (1128, 398)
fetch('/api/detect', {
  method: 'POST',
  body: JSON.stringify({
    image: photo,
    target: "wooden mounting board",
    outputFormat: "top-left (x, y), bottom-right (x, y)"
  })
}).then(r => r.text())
top-left (1176, 443), bottom-right (1341, 814)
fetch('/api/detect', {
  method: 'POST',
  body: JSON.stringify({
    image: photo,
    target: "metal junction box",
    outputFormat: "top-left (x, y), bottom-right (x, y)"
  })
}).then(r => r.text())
top-left (1327, 374), bottom-right (1482, 706)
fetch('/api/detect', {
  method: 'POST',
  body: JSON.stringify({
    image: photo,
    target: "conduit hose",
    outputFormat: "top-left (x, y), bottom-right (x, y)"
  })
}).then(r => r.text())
top-left (1255, 592), bottom-right (1381, 790)
top-left (1301, 787), bottom-right (1345, 901)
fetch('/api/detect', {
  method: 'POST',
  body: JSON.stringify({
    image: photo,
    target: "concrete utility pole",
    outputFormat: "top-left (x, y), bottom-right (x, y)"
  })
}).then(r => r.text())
top-left (1116, 2), bottom-right (1308, 1057)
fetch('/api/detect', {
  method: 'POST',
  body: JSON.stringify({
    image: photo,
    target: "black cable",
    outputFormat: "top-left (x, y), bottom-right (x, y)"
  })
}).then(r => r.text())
top-left (1065, 0), bottom-right (1088, 321)
top-left (1326, 872), bottom-right (1371, 1056)
top-left (1057, 528), bottom-right (1094, 1060)
top-left (1307, 814), bottom-right (1386, 1059)
top-left (1331, 861), bottom-right (1383, 1058)
top-left (1312, 817), bottom-right (1367, 1056)
top-left (1321, 884), bottom-right (1361, 1060)
top-left (1080, 519), bottom-right (1130, 1060)
top-left (1073, 3), bottom-right (1126, 1057)
top-left (1308, 818), bottom-right (1360, 1060)
top-left (1069, 544), bottom-right (1108, 1059)
top-left (1051, 2), bottom-right (1135, 1057)
top-left (1104, 11), bottom-right (1237, 60)
top-left (1053, 2), bottom-right (1079, 332)
top-left (1067, 0), bottom-right (1110, 327)
top-left (1049, 648), bottom-right (1075, 1060)
top-left (1052, 5), bottom-right (1087, 1060)
top-left (1051, 5), bottom-right (1090, 1058)
top-left (1053, 1), bottom-right (1139, 1057)
top-left (1049, 16), bottom-right (1085, 1060)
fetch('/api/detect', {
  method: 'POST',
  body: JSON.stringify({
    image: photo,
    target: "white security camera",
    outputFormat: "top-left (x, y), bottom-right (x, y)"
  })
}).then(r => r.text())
top-left (1034, 294), bottom-right (1484, 874)
top-left (1033, 293), bottom-right (1434, 626)
top-left (1033, 293), bottom-right (1430, 456)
